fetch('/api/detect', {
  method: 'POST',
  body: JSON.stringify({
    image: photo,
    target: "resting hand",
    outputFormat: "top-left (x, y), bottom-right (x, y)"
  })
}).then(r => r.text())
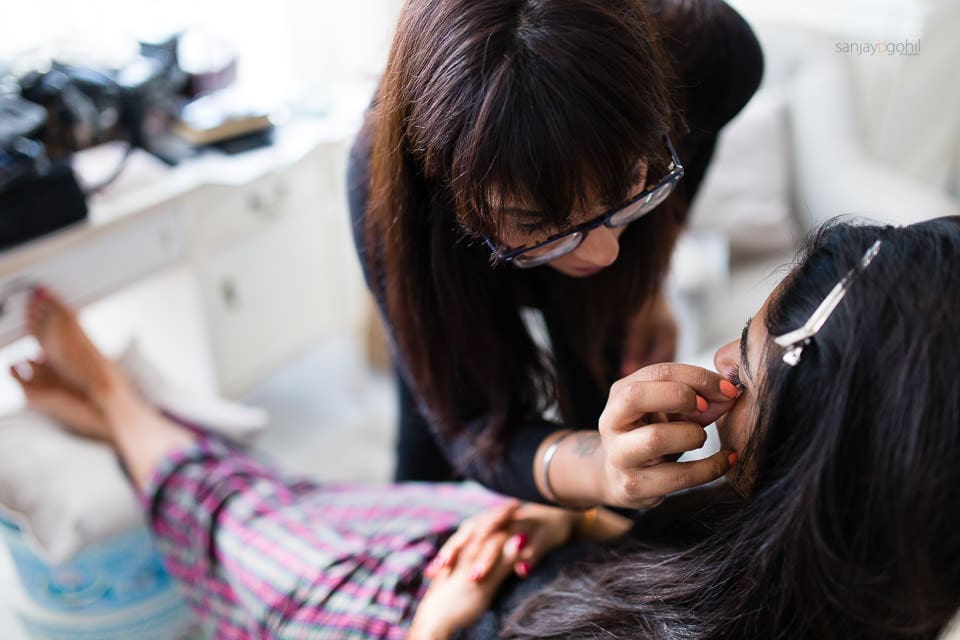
top-left (598, 363), bottom-right (741, 509)
top-left (426, 501), bottom-right (577, 582)
top-left (410, 510), bottom-right (525, 638)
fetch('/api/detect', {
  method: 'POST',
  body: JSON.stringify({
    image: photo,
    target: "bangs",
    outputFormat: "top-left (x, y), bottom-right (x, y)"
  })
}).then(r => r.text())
top-left (404, 0), bottom-right (676, 240)
top-left (461, 75), bottom-right (671, 238)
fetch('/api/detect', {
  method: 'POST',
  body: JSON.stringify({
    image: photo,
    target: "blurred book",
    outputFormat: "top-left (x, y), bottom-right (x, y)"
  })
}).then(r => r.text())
top-left (172, 89), bottom-right (274, 147)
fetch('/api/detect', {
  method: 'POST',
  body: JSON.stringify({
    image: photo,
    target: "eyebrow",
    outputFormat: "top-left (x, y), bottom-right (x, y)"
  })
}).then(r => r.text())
top-left (740, 317), bottom-right (753, 385)
top-left (503, 207), bottom-right (542, 218)
top-left (501, 164), bottom-right (650, 220)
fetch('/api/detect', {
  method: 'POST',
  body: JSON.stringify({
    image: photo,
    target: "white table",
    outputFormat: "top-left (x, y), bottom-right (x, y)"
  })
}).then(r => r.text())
top-left (0, 116), bottom-right (365, 397)
top-left (0, 116), bottom-right (368, 637)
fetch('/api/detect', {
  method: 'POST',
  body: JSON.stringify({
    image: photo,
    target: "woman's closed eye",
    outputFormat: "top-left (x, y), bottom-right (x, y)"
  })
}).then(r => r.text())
top-left (724, 364), bottom-right (745, 392)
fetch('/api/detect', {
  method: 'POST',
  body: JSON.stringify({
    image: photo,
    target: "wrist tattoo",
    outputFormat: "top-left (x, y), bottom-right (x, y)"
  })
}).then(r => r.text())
top-left (574, 432), bottom-right (601, 458)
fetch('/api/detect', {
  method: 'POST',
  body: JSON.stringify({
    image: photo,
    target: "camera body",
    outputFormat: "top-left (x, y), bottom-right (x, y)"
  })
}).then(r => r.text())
top-left (0, 95), bottom-right (87, 251)
top-left (0, 36), bottom-right (189, 249)
top-left (17, 36), bottom-right (188, 165)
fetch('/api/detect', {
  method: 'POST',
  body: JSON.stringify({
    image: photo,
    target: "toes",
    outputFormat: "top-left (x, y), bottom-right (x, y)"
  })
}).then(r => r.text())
top-left (25, 359), bottom-right (59, 386)
top-left (28, 287), bottom-right (79, 341)
top-left (36, 287), bottom-right (71, 320)
top-left (10, 362), bottom-right (29, 384)
top-left (10, 362), bottom-right (39, 395)
top-left (27, 289), bottom-right (53, 336)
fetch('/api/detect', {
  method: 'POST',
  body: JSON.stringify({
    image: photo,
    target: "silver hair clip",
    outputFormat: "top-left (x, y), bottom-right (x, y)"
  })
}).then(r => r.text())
top-left (773, 240), bottom-right (882, 366)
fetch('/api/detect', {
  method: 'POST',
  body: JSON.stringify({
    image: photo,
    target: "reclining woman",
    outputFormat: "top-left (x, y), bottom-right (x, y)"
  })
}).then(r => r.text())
top-left (12, 217), bottom-right (960, 639)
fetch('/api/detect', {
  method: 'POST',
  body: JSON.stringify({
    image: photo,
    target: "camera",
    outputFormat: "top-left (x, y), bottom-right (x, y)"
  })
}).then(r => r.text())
top-left (0, 94), bottom-right (87, 251)
top-left (16, 35), bottom-right (189, 166)
top-left (0, 35), bottom-right (190, 250)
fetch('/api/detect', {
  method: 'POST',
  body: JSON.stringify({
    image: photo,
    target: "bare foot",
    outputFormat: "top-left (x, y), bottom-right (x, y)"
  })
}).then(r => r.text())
top-left (26, 288), bottom-right (123, 399)
top-left (21, 288), bottom-right (197, 491)
top-left (10, 359), bottom-right (113, 443)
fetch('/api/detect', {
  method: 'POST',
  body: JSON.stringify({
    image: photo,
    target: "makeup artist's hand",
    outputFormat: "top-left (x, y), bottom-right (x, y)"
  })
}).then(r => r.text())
top-left (598, 363), bottom-right (741, 509)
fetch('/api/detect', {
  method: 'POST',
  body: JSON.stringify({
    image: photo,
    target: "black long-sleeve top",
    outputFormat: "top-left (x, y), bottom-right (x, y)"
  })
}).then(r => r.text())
top-left (348, 0), bottom-right (764, 503)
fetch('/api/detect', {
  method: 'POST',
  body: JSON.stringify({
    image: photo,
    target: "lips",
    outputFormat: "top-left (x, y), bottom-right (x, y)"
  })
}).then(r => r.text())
top-left (574, 266), bottom-right (604, 276)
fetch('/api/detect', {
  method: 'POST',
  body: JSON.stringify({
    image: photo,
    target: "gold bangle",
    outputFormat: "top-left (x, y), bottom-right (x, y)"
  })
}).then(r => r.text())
top-left (580, 507), bottom-right (599, 535)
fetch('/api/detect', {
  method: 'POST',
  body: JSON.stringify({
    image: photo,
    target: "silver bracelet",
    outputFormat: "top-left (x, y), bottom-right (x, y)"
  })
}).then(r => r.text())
top-left (540, 430), bottom-right (575, 504)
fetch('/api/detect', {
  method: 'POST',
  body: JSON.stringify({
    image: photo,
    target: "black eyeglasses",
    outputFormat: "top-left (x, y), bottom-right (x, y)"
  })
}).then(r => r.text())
top-left (482, 134), bottom-right (684, 268)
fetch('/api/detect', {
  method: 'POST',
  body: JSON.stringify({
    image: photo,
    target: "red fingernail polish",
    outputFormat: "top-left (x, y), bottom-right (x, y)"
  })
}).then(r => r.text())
top-left (696, 395), bottom-right (708, 412)
top-left (728, 451), bottom-right (739, 466)
top-left (517, 562), bottom-right (531, 578)
top-left (720, 381), bottom-right (739, 399)
top-left (513, 533), bottom-right (529, 552)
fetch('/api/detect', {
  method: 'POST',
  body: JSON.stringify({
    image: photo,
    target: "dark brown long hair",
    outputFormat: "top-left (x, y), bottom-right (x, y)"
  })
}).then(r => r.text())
top-left (503, 218), bottom-right (960, 639)
top-left (363, 0), bottom-right (683, 460)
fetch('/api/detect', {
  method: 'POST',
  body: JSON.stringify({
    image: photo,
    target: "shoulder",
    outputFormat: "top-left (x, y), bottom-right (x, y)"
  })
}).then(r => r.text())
top-left (650, 0), bottom-right (765, 134)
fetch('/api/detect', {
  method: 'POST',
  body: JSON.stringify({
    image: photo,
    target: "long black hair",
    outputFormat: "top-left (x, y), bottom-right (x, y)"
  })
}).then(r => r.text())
top-left (362, 0), bottom-right (686, 460)
top-left (504, 217), bottom-right (960, 639)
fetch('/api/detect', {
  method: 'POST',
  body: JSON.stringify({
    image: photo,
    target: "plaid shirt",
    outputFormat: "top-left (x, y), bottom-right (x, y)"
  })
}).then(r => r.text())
top-left (140, 437), bottom-right (507, 639)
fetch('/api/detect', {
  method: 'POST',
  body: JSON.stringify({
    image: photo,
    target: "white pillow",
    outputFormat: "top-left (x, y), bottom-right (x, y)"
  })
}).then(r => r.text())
top-left (688, 87), bottom-right (798, 257)
top-left (0, 341), bottom-right (268, 564)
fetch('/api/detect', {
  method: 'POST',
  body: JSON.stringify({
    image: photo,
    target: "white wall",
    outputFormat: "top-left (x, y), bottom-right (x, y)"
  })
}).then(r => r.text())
top-left (2, 0), bottom-right (404, 115)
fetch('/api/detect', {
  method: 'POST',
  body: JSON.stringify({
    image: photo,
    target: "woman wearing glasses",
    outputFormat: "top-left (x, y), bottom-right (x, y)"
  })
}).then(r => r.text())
top-left (349, 0), bottom-right (763, 514)
top-left (14, 218), bottom-right (960, 638)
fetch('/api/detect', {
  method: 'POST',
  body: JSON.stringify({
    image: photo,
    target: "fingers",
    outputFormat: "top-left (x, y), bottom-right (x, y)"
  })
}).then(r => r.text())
top-left (623, 363), bottom-right (739, 405)
top-left (482, 500), bottom-right (522, 532)
top-left (465, 532), bottom-right (521, 587)
top-left (668, 399), bottom-right (736, 428)
top-left (613, 449), bottom-right (737, 504)
top-left (604, 422), bottom-right (708, 469)
top-left (509, 527), bottom-right (548, 579)
top-left (425, 500), bottom-right (520, 578)
top-left (600, 381), bottom-right (701, 432)
top-left (468, 531), bottom-right (512, 582)
top-left (601, 365), bottom-right (741, 435)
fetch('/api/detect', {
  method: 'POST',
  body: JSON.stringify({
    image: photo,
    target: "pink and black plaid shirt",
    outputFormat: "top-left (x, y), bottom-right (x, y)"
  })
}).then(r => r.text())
top-left (140, 437), bottom-right (507, 639)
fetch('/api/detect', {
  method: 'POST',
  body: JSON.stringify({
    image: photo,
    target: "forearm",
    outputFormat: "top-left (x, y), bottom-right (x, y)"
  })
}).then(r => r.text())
top-left (533, 430), bottom-right (607, 508)
top-left (407, 618), bottom-right (455, 640)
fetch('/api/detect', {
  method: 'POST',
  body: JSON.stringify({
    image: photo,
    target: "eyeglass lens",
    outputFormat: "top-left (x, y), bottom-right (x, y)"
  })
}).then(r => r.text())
top-left (513, 232), bottom-right (584, 267)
